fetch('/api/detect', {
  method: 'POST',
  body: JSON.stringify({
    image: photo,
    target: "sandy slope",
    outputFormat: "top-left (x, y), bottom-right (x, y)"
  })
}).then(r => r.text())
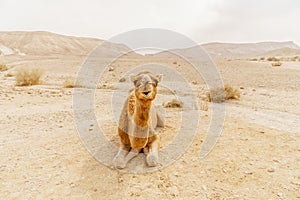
top-left (0, 54), bottom-right (299, 199)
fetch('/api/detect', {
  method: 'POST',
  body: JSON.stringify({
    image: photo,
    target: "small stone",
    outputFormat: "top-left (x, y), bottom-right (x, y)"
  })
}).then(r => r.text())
top-left (244, 171), bottom-right (253, 175)
top-left (267, 168), bottom-right (275, 173)
top-left (119, 77), bottom-right (126, 82)
top-left (108, 67), bottom-right (114, 71)
top-left (168, 186), bottom-right (179, 197)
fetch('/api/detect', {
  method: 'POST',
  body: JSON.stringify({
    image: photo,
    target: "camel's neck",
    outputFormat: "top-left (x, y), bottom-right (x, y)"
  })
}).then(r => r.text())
top-left (134, 99), bottom-right (152, 127)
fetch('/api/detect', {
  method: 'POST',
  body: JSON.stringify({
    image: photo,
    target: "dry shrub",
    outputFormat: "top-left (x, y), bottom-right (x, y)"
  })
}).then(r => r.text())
top-left (0, 64), bottom-right (8, 72)
top-left (15, 68), bottom-right (43, 86)
top-left (260, 57), bottom-right (265, 61)
top-left (63, 78), bottom-right (82, 88)
top-left (267, 57), bottom-right (280, 62)
top-left (206, 85), bottom-right (240, 103)
top-left (271, 62), bottom-right (282, 67)
top-left (173, 61), bottom-right (177, 65)
top-left (250, 58), bottom-right (258, 61)
top-left (163, 99), bottom-right (183, 108)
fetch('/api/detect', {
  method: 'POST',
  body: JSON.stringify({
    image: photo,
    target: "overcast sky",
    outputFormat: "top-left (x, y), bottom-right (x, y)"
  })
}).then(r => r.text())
top-left (1, 0), bottom-right (299, 45)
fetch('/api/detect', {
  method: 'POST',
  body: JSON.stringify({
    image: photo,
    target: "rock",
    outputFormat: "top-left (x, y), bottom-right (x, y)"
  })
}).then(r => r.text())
top-left (168, 186), bottom-right (179, 197)
top-left (244, 171), bottom-right (253, 175)
top-left (119, 77), bottom-right (126, 82)
top-left (267, 168), bottom-right (275, 173)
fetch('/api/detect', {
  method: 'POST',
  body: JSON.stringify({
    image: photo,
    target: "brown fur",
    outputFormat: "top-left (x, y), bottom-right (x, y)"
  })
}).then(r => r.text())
top-left (113, 71), bottom-right (164, 169)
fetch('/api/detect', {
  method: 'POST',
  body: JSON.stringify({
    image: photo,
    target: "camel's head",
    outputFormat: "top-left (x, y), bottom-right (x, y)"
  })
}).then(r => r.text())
top-left (130, 71), bottom-right (162, 101)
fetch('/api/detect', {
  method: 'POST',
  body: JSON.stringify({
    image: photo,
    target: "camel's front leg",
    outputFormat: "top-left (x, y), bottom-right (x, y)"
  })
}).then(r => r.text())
top-left (146, 134), bottom-right (160, 167)
top-left (119, 147), bottom-right (141, 168)
top-left (113, 143), bottom-right (130, 169)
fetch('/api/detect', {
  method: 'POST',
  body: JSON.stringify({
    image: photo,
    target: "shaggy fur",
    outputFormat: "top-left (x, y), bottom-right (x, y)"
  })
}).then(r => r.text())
top-left (113, 71), bottom-right (164, 169)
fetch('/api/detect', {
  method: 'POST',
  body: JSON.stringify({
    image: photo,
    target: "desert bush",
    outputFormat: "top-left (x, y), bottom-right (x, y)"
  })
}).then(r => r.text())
top-left (250, 58), bottom-right (258, 61)
top-left (267, 57), bottom-right (280, 62)
top-left (163, 99), bottom-right (183, 108)
top-left (206, 85), bottom-right (240, 103)
top-left (63, 78), bottom-right (82, 88)
top-left (271, 62), bottom-right (282, 67)
top-left (260, 57), bottom-right (265, 61)
top-left (0, 64), bottom-right (8, 72)
top-left (173, 61), bottom-right (177, 65)
top-left (15, 68), bottom-right (43, 86)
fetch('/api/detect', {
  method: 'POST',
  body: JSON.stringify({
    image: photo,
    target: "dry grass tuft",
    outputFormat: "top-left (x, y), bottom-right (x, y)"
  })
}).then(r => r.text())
top-left (0, 64), bottom-right (8, 72)
top-left (15, 68), bottom-right (43, 86)
top-left (271, 62), bottom-right (282, 67)
top-left (206, 85), bottom-right (240, 103)
top-left (172, 61), bottom-right (177, 65)
top-left (163, 99), bottom-right (183, 108)
top-left (267, 57), bottom-right (280, 62)
top-left (63, 78), bottom-right (82, 88)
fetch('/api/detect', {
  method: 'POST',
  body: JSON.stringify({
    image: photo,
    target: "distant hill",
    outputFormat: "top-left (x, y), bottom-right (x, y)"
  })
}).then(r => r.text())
top-left (1, 31), bottom-right (299, 59)
top-left (258, 47), bottom-right (300, 58)
top-left (0, 31), bottom-right (134, 56)
top-left (153, 41), bottom-right (300, 59)
top-left (201, 41), bottom-right (300, 59)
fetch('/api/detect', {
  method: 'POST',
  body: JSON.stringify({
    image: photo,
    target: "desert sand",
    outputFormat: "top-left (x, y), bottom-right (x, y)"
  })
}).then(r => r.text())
top-left (0, 32), bottom-right (299, 199)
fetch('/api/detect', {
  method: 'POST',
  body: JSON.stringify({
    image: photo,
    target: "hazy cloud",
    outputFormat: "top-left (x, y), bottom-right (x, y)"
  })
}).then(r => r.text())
top-left (0, 0), bottom-right (299, 45)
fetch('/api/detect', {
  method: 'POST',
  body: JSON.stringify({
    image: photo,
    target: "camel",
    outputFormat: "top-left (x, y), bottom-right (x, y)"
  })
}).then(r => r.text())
top-left (113, 71), bottom-right (164, 169)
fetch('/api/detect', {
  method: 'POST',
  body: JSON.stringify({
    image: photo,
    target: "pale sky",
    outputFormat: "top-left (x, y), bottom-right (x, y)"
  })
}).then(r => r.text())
top-left (1, 0), bottom-right (299, 45)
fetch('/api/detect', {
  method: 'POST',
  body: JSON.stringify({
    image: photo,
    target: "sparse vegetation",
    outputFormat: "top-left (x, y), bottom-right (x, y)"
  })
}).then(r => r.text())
top-left (250, 58), bottom-right (258, 61)
top-left (291, 56), bottom-right (299, 61)
top-left (267, 57), bottom-right (280, 62)
top-left (206, 85), bottom-right (240, 103)
top-left (260, 57), bottom-right (265, 61)
top-left (15, 68), bottom-right (43, 86)
top-left (272, 62), bottom-right (282, 67)
top-left (0, 64), bottom-right (8, 72)
top-left (163, 99), bottom-right (183, 108)
top-left (63, 78), bottom-right (82, 88)
top-left (173, 61), bottom-right (177, 65)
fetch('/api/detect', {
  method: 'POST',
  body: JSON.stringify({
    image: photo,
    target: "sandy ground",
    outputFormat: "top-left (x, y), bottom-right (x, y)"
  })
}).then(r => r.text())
top-left (0, 56), bottom-right (299, 199)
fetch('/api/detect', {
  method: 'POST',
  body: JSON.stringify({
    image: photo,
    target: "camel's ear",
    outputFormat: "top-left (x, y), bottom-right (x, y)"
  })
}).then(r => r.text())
top-left (130, 74), bottom-right (138, 86)
top-left (155, 74), bottom-right (163, 83)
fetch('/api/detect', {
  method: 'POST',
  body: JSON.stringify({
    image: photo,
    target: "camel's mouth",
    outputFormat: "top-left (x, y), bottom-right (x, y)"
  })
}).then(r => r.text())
top-left (142, 91), bottom-right (151, 97)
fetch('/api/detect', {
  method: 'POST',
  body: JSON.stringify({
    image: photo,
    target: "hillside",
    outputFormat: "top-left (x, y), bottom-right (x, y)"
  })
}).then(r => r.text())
top-left (201, 41), bottom-right (300, 59)
top-left (258, 47), bottom-right (300, 57)
top-left (0, 31), bottom-right (133, 56)
top-left (153, 41), bottom-right (300, 59)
